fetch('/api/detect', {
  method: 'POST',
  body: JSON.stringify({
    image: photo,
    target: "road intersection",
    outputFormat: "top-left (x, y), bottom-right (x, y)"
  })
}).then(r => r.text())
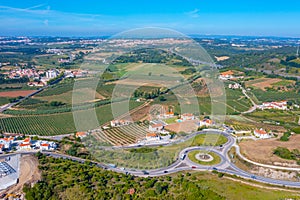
top-left (1, 129), bottom-right (300, 188)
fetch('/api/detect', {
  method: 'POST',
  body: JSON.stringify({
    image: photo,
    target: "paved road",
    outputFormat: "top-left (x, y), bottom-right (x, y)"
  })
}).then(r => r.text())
top-left (1, 130), bottom-right (300, 188)
top-left (0, 77), bottom-right (63, 113)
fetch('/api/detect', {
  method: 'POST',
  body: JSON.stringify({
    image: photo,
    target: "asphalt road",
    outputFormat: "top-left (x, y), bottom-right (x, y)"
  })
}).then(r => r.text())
top-left (1, 130), bottom-right (300, 188)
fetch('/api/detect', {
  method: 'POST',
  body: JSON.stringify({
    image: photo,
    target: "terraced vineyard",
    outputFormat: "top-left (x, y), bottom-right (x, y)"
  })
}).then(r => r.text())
top-left (92, 124), bottom-right (148, 146)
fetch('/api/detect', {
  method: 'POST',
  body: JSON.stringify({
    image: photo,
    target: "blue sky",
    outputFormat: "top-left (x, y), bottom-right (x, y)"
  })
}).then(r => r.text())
top-left (1, 0), bottom-right (300, 37)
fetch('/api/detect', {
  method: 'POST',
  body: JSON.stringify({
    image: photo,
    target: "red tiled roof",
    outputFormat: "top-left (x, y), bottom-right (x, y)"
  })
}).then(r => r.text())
top-left (221, 70), bottom-right (234, 76)
top-left (41, 143), bottom-right (50, 147)
top-left (19, 143), bottom-right (31, 147)
top-left (23, 138), bottom-right (31, 143)
top-left (146, 133), bottom-right (158, 137)
top-left (255, 129), bottom-right (267, 135)
top-left (76, 132), bottom-right (86, 137)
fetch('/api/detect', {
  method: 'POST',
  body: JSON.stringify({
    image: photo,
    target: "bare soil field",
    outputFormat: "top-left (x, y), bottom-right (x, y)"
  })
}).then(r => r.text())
top-left (0, 90), bottom-right (36, 98)
top-left (245, 78), bottom-right (282, 90)
top-left (239, 134), bottom-right (300, 166)
top-left (165, 119), bottom-right (199, 133)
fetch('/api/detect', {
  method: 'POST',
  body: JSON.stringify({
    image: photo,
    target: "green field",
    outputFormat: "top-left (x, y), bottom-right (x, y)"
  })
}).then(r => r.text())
top-left (188, 150), bottom-right (221, 165)
top-left (0, 97), bottom-right (10, 106)
top-left (251, 89), bottom-right (300, 103)
top-left (0, 101), bottom-right (142, 135)
top-left (191, 134), bottom-right (228, 146)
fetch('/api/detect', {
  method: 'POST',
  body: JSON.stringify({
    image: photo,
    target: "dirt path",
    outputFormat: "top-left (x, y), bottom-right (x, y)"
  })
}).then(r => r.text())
top-left (0, 155), bottom-right (41, 197)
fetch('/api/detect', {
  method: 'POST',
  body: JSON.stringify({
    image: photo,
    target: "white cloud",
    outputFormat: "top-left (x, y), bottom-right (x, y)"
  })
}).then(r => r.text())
top-left (185, 9), bottom-right (200, 18)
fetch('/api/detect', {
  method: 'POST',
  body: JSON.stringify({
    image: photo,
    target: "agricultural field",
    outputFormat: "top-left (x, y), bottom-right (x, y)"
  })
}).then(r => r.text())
top-left (245, 78), bottom-right (284, 90)
top-left (250, 89), bottom-right (300, 103)
top-left (91, 124), bottom-right (148, 146)
top-left (0, 101), bottom-right (143, 135)
top-left (0, 90), bottom-right (36, 97)
top-left (0, 97), bottom-right (10, 106)
top-left (246, 110), bottom-right (298, 127)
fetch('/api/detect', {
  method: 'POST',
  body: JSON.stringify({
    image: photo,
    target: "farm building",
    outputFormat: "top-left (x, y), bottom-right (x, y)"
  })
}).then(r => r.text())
top-left (254, 129), bottom-right (271, 139)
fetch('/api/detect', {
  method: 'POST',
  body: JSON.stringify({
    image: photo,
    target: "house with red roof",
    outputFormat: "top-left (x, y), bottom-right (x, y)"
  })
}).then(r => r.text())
top-left (149, 123), bottom-right (164, 132)
top-left (181, 113), bottom-right (195, 121)
top-left (254, 128), bottom-right (271, 139)
top-left (146, 133), bottom-right (161, 141)
top-left (219, 70), bottom-right (235, 80)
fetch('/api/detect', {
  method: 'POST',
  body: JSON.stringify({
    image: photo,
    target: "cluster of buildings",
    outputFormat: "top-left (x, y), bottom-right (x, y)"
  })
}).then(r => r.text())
top-left (258, 101), bottom-right (288, 110)
top-left (7, 68), bottom-right (43, 80)
top-left (0, 137), bottom-right (57, 153)
top-left (228, 83), bottom-right (241, 89)
top-left (219, 70), bottom-right (244, 81)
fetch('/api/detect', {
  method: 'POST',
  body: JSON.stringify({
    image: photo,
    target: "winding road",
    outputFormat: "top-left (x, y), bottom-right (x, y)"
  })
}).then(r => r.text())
top-left (1, 129), bottom-right (300, 189)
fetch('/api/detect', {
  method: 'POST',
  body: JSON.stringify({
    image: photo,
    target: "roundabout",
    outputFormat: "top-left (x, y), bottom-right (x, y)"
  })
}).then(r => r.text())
top-left (188, 150), bottom-right (221, 166)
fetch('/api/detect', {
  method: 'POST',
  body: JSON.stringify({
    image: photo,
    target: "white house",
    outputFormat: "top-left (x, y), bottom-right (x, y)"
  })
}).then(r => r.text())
top-left (149, 123), bottom-right (164, 132)
top-left (254, 129), bottom-right (271, 139)
top-left (19, 143), bottom-right (31, 150)
top-left (146, 133), bottom-right (161, 141)
top-left (219, 70), bottom-right (234, 80)
top-left (110, 120), bottom-right (131, 127)
top-left (259, 101), bottom-right (288, 110)
top-left (199, 118), bottom-right (213, 127)
top-left (228, 83), bottom-right (240, 89)
top-left (158, 111), bottom-right (174, 119)
top-left (40, 143), bottom-right (50, 151)
top-left (181, 113), bottom-right (195, 121)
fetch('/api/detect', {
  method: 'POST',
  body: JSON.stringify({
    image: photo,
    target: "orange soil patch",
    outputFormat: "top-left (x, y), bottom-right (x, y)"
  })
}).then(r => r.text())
top-left (239, 134), bottom-right (300, 166)
top-left (165, 120), bottom-right (199, 133)
top-left (0, 90), bottom-right (36, 97)
top-left (245, 78), bottom-right (282, 90)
